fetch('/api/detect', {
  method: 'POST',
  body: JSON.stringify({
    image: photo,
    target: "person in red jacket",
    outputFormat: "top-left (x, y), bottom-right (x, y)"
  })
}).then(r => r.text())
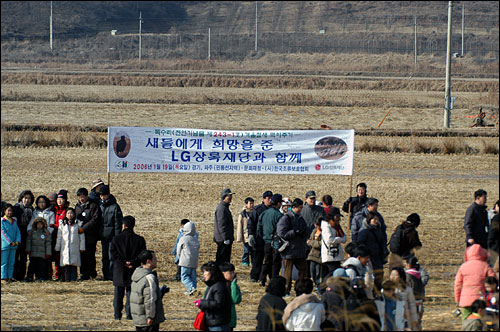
top-left (454, 244), bottom-right (496, 322)
top-left (52, 189), bottom-right (69, 281)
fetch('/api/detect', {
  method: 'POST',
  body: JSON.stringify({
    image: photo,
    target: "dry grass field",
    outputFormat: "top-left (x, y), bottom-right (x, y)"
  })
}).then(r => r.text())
top-left (1, 62), bottom-right (499, 331)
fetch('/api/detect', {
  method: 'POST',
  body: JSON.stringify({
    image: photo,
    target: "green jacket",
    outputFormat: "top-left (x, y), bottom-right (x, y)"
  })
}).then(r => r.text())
top-left (229, 279), bottom-right (242, 328)
top-left (257, 206), bottom-right (283, 245)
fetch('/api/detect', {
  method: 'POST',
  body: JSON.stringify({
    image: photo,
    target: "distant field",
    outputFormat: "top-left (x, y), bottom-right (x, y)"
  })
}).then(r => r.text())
top-left (1, 70), bottom-right (499, 331)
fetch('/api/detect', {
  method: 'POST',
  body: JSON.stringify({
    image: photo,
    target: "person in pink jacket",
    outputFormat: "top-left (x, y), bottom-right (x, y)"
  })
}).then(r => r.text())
top-left (454, 244), bottom-right (496, 321)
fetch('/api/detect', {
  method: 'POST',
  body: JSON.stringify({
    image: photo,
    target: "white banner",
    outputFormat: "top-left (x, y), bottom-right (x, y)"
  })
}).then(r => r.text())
top-left (108, 127), bottom-right (354, 175)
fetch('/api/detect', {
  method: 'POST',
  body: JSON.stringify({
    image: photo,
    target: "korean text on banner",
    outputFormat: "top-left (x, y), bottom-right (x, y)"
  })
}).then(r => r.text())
top-left (107, 127), bottom-right (354, 176)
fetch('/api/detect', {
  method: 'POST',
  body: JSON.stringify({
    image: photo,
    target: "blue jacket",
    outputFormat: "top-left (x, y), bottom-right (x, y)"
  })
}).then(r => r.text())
top-left (1, 217), bottom-right (21, 251)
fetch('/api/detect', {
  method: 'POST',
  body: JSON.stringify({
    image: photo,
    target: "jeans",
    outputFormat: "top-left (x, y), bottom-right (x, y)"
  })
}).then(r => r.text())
top-left (114, 285), bottom-right (131, 319)
top-left (309, 260), bottom-right (323, 286)
top-left (241, 242), bottom-right (251, 264)
top-left (181, 266), bottom-right (197, 291)
top-left (101, 239), bottom-right (114, 280)
top-left (1, 248), bottom-right (17, 279)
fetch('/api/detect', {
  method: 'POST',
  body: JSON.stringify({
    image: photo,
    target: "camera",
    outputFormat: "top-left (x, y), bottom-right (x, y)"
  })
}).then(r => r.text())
top-left (160, 285), bottom-right (170, 296)
top-left (453, 308), bottom-right (461, 318)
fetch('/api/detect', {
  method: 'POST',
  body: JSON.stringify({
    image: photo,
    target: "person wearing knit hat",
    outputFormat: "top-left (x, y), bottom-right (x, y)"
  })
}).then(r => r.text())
top-left (89, 178), bottom-right (105, 204)
top-left (389, 213), bottom-right (423, 267)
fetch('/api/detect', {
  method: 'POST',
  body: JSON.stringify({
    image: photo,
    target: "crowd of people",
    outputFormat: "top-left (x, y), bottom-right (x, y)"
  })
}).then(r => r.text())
top-left (1, 181), bottom-right (499, 331)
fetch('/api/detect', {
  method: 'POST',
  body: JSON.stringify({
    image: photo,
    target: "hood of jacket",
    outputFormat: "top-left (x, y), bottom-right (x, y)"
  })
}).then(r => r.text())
top-left (183, 221), bottom-right (197, 236)
top-left (464, 243), bottom-right (488, 262)
top-left (342, 256), bottom-right (363, 269)
top-left (131, 266), bottom-right (152, 283)
top-left (30, 217), bottom-right (48, 230)
top-left (361, 218), bottom-right (378, 230)
top-left (282, 293), bottom-right (321, 324)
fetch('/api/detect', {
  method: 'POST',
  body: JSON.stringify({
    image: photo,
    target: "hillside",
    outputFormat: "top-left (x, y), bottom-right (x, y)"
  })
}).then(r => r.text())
top-left (1, 1), bottom-right (498, 65)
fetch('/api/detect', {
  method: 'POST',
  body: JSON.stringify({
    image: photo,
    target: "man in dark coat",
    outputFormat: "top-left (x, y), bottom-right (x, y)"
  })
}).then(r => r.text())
top-left (301, 190), bottom-right (325, 236)
top-left (248, 190), bottom-right (273, 282)
top-left (111, 216), bottom-right (147, 320)
top-left (276, 198), bottom-right (309, 295)
top-left (88, 178), bottom-right (105, 205)
top-left (75, 187), bottom-right (102, 280)
top-left (342, 182), bottom-right (368, 223)
top-left (214, 188), bottom-right (235, 264)
top-left (464, 189), bottom-right (489, 249)
top-left (257, 194), bottom-right (284, 287)
top-left (99, 185), bottom-right (123, 281)
top-left (488, 200), bottom-right (499, 257)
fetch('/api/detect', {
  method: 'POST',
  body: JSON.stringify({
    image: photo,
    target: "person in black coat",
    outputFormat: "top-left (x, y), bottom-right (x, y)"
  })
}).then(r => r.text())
top-left (98, 185), bottom-right (123, 281)
top-left (214, 188), bottom-right (235, 265)
top-left (195, 261), bottom-right (232, 330)
top-left (110, 216), bottom-right (146, 320)
top-left (357, 212), bottom-right (389, 292)
top-left (464, 189), bottom-right (489, 249)
top-left (257, 276), bottom-right (288, 331)
top-left (75, 187), bottom-right (102, 280)
top-left (488, 201), bottom-right (499, 261)
top-left (13, 189), bottom-right (35, 280)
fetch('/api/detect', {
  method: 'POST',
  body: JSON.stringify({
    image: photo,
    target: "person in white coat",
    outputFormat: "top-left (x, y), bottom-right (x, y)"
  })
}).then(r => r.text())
top-left (375, 280), bottom-right (405, 331)
top-left (283, 278), bottom-right (325, 331)
top-left (55, 208), bottom-right (85, 281)
top-left (321, 208), bottom-right (347, 276)
top-left (27, 196), bottom-right (55, 234)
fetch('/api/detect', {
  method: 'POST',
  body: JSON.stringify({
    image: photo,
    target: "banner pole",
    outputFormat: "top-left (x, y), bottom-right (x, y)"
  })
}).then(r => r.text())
top-left (107, 172), bottom-right (110, 191)
top-left (347, 175), bottom-right (354, 223)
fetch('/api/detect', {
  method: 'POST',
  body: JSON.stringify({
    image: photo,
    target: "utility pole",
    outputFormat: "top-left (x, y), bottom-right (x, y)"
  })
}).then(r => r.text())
top-left (50, 1), bottom-right (53, 51)
top-left (414, 15), bottom-right (417, 67)
top-left (208, 27), bottom-right (211, 60)
top-left (139, 11), bottom-right (142, 62)
top-left (461, 3), bottom-right (465, 56)
top-left (255, 1), bottom-right (258, 52)
top-left (444, 1), bottom-right (453, 128)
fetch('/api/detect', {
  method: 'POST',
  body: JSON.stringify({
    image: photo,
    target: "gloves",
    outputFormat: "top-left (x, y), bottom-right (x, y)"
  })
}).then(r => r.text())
top-left (193, 299), bottom-right (201, 308)
top-left (45, 255), bottom-right (51, 259)
top-left (248, 235), bottom-right (255, 247)
top-left (160, 285), bottom-right (170, 297)
top-left (223, 240), bottom-right (231, 245)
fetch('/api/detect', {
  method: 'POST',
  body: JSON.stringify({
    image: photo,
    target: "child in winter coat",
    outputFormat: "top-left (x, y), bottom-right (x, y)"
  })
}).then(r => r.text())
top-left (171, 218), bottom-right (190, 281)
top-left (404, 256), bottom-right (426, 330)
top-left (236, 197), bottom-right (254, 266)
top-left (28, 196), bottom-right (55, 234)
top-left (462, 299), bottom-right (487, 331)
top-left (306, 217), bottom-right (323, 288)
top-left (219, 262), bottom-right (242, 330)
top-left (176, 220), bottom-right (200, 295)
top-left (390, 267), bottom-right (419, 331)
top-left (26, 217), bottom-right (52, 281)
top-left (1, 204), bottom-right (21, 282)
top-left (256, 276), bottom-right (288, 331)
top-left (51, 189), bottom-right (69, 281)
top-left (455, 244), bottom-right (496, 321)
top-left (55, 207), bottom-right (85, 281)
top-left (283, 278), bottom-right (325, 331)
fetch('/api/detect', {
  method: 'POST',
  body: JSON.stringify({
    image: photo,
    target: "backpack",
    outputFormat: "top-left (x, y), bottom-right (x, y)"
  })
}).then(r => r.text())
top-left (389, 225), bottom-right (404, 255)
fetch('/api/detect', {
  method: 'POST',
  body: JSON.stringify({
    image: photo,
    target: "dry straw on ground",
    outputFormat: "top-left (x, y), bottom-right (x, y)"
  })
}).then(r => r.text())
top-left (1, 60), bottom-right (499, 331)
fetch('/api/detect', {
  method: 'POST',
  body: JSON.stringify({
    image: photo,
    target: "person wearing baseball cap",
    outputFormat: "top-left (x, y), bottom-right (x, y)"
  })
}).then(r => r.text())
top-left (248, 190), bottom-right (273, 282)
top-left (214, 188), bottom-right (235, 265)
top-left (99, 184), bottom-right (123, 281)
top-left (302, 190), bottom-right (326, 236)
top-left (257, 194), bottom-right (284, 287)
